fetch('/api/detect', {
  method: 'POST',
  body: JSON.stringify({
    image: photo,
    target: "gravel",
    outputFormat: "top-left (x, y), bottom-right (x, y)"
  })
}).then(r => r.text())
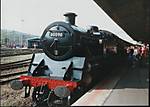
top-left (0, 84), bottom-right (32, 106)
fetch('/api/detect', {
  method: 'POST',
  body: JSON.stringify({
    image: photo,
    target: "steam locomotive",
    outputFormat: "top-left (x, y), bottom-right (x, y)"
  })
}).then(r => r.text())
top-left (10, 13), bottom-right (126, 106)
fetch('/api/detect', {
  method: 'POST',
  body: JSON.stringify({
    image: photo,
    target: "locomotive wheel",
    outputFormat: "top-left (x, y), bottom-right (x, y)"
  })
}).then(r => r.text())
top-left (32, 86), bottom-right (50, 107)
top-left (47, 91), bottom-right (70, 107)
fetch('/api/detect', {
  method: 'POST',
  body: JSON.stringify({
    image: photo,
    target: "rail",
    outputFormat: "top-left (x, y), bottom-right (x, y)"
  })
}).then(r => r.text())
top-left (0, 59), bottom-right (31, 71)
top-left (0, 71), bottom-right (27, 85)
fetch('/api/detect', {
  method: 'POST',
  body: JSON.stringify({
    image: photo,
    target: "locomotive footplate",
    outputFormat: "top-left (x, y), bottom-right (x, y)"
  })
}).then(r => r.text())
top-left (11, 76), bottom-right (78, 91)
top-left (10, 75), bottom-right (78, 94)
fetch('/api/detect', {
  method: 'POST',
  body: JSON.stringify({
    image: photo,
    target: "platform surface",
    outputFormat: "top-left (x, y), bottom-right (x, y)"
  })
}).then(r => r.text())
top-left (72, 65), bottom-right (149, 106)
top-left (103, 66), bottom-right (149, 106)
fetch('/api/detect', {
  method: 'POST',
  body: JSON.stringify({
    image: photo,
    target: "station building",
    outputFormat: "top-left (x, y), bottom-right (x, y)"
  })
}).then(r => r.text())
top-left (27, 37), bottom-right (41, 49)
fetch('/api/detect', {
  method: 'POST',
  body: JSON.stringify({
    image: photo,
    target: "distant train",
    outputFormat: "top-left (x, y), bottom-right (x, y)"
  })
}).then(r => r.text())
top-left (11, 12), bottom-right (127, 106)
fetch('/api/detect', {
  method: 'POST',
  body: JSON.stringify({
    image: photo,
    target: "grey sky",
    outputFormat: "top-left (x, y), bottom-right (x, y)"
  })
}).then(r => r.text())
top-left (1, 0), bottom-right (137, 44)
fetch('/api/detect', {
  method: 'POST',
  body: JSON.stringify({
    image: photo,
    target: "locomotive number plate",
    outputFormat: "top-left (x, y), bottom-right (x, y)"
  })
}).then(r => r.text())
top-left (50, 32), bottom-right (64, 37)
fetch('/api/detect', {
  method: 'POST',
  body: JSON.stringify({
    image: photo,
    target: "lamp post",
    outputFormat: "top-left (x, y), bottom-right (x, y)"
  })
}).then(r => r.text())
top-left (20, 19), bottom-right (24, 48)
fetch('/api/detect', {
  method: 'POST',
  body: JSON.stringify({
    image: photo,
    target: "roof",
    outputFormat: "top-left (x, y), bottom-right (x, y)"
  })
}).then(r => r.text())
top-left (28, 37), bottom-right (41, 41)
top-left (94, 0), bottom-right (150, 43)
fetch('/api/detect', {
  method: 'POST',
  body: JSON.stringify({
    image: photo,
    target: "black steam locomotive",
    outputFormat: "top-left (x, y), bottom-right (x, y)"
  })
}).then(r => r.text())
top-left (11, 13), bottom-right (126, 106)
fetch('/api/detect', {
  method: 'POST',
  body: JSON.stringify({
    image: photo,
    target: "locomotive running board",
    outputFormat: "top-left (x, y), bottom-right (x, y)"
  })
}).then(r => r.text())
top-left (10, 75), bottom-right (78, 91)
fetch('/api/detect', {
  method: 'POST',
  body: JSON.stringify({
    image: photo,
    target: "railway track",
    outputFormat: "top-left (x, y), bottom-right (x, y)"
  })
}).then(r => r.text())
top-left (1, 48), bottom-right (43, 57)
top-left (0, 59), bottom-right (31, 85)
top-left (0, 71), bottom-right (27, 85)
top-left (0, 59), bottom-right (31, 71)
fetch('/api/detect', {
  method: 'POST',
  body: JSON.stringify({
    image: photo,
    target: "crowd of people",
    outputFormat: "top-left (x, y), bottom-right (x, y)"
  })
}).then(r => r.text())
top-left (126, 44), bottom-right (149, 68)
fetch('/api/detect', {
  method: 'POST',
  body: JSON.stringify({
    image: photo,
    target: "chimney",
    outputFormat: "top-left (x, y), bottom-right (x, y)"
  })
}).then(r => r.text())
top-left (64, 12), bottom-right (77, 25)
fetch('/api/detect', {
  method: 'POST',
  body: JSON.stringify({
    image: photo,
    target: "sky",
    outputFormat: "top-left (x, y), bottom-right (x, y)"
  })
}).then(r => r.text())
top-left (1, 0), bottom-right (138, 44)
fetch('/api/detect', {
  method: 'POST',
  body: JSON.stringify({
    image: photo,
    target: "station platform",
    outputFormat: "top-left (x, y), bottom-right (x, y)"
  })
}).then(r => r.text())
top-left (72, 64), bottom-right (149, 106)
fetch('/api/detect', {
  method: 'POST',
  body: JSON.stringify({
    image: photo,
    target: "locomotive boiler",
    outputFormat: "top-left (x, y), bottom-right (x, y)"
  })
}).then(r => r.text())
top-left (10, 12), bottom-right (125, 106)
